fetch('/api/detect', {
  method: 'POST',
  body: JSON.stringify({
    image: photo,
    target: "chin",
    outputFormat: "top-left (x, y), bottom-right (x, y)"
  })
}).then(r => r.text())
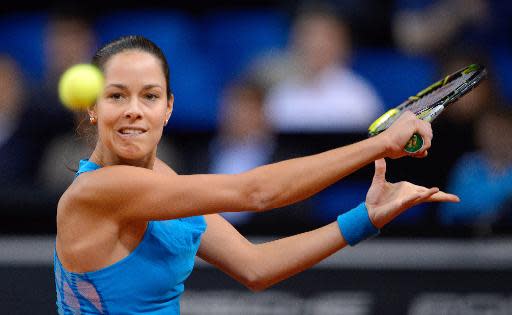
top-left (116, 147), bottom-right (152, 164)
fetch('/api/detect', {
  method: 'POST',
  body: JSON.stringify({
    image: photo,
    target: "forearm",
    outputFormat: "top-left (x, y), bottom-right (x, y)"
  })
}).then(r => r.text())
top-left (245, 136), bottom-right (387, 210)
top-left (250, 222), bottom-right (346, 291)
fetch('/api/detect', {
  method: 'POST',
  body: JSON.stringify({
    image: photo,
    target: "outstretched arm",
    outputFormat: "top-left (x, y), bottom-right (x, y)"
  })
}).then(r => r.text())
top-left (198, 158), bottom-right (459, 291)
top-left (229, 112), bottom-right (433, 211)
top-left (69, 112), bottom-right (432, 222)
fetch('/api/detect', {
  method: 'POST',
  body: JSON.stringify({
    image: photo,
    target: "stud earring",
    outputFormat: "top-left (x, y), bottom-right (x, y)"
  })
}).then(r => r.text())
top-left (89, 116), bottom-right (97, 124)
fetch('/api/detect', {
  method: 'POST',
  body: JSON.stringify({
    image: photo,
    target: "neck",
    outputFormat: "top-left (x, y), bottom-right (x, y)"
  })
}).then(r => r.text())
top-left (89, 142), bottom-right (156, 170)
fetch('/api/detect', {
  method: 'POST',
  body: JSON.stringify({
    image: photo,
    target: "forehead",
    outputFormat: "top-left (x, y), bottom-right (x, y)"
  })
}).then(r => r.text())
top-left (103, 50), bottom-right (165, 83)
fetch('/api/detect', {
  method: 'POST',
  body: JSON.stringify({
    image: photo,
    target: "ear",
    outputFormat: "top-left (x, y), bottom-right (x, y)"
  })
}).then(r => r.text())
top-left (87, 105), bottom-right (97, 120)
top-left (164, 94), bottom-right (174, 126)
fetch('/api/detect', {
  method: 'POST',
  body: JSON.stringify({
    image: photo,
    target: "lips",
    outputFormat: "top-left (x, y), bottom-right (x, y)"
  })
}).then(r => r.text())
top-left (117, 126), bottom-right (148, 137)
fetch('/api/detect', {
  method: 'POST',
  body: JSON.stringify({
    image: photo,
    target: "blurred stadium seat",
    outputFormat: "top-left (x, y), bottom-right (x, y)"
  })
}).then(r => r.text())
top-left (351, 48), bottom-right (437, 108)
top-left (200, 10), bottom-right (289, 87)
top-left (168, 55), bottom-right (220, 131)
top-left (491, 46), bottom-right (512, 104)
top-left (96, 10), bottom-right (199, 54)
top-left (0, 13), bottom-right (47, 83)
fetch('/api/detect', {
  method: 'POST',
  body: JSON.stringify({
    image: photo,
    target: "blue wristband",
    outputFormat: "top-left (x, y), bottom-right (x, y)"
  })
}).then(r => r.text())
top-left (337, 202), bottom-right (380, 246)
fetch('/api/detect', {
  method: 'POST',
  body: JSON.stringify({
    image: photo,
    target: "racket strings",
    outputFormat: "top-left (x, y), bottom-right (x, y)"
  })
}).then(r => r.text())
top-left (408, 75), bottom-right (467, 114)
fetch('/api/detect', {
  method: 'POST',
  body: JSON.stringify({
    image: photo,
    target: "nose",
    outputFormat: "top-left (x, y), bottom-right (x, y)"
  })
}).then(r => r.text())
top-left (124, 97), bottom-right (143, 120)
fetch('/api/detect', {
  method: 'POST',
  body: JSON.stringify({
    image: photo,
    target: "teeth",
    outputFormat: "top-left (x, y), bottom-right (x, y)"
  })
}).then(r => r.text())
top-left (120, 129), bottom-right (144, 135)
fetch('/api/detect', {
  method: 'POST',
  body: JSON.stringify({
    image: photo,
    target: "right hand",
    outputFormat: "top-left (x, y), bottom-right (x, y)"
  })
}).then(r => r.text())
top-left (366, 159), bottom-right (459, 228)
top-left (377, 111), bottom-right (433, 159)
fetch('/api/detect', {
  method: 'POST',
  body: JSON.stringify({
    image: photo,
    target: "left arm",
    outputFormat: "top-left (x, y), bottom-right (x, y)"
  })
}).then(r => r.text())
top-left (197, 159), bottom-right (459, 292)
top-left (197, 214), bottom-right (346, 292)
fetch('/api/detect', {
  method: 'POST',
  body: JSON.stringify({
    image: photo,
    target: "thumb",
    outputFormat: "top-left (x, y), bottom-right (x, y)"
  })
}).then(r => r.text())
top-left (373, 158), bottom-right (387, 183)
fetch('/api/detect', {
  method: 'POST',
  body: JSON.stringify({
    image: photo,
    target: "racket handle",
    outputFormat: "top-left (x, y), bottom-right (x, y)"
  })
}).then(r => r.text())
top-left (404, 105), bottom-right (443, 153)
top-left (404, 134), bottom-right (423, 153)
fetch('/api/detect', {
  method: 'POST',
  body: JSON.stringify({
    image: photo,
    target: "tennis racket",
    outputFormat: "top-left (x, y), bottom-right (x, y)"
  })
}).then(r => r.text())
top-left (368, 64), bottom-right (487, 153)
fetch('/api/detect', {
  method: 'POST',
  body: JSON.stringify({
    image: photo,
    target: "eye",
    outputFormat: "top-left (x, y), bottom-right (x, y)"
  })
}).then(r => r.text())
top-left (109, 93), bottom-right (125, 101)
top-left (145, 93), bottom-right (160, 101)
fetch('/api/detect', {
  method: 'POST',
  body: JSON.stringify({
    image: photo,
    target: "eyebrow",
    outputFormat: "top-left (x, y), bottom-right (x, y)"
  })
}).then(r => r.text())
top-left (142, 84), bottom-right (163, 90)
top-left (106, 83), bottom-right (128, 90)
top-left (106, 83), bottom-right (163, 90)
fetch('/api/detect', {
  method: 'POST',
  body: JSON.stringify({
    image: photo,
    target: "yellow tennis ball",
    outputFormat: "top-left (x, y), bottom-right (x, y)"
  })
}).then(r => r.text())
top-left (58, 64), bottom-right (104, 110)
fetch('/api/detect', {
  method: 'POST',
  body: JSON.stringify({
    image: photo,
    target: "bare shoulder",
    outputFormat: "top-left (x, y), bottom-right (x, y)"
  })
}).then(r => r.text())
top-left (57, 178), bottom-right (85, 219)
top-left (56, 160), bottom-right (179, 223)
top-left (55, 169), bottom-right (127, 233)
top-left (63, 165), bottom-right (159, 205)
top-left (57, 164), bottom-right (182, 222)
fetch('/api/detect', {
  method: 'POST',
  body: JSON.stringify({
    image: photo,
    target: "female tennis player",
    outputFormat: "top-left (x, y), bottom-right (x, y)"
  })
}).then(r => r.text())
top-left (54, 35), bottom-right (458, 314)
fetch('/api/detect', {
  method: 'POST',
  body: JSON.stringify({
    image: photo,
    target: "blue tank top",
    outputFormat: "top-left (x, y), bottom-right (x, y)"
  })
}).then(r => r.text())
top-left (54, 159), bottom-right (207, 314)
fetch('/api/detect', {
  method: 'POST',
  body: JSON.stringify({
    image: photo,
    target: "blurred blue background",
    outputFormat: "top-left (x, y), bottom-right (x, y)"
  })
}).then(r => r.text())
top-left (0, 0), bottom-right (511, 237)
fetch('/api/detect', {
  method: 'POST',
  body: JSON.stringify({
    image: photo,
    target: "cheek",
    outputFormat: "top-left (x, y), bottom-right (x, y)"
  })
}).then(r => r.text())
top-left (96, 122), bottom-right (114, 148)
top-left (95, 106), bottom-right (119, 139)
top-left (150, 105), bottom-right (169, 127)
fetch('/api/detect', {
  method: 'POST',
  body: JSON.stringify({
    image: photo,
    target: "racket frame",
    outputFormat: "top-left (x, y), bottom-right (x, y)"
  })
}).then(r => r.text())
top-left (368, 64), bottom-right (487, 153)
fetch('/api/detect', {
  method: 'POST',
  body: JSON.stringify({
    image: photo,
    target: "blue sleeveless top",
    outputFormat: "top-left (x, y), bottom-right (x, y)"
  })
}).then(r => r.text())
top-left (54, 159), bottom-right (207, 314)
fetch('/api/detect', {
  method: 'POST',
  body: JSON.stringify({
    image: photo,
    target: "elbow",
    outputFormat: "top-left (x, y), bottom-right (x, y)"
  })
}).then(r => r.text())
top-left (243, 271), bottom-right (269, 292)
top-left (247, 284), bottom-right (267, 293)
top-left (245, 178), bottom-right (277, 212)
top-left (236, 255), bottom-right (271, 292)
top-left (248, 190), bottom-right (272, 213)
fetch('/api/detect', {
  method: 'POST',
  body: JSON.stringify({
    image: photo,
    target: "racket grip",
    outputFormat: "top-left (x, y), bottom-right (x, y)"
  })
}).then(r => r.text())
top-left (404, 134), bottom-right (423, 153)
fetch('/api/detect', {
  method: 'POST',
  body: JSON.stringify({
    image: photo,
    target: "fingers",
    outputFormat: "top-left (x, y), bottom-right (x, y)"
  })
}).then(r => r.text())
top-left (403, 112), bottom-right (432, 156)
top-left (415, 119), bottom-right (433, 151)
top-left (383, 111), bottom-right (434, 159)
top-left (405, 186), bottom-right (439, 205)
top-left (373, 158), bottom-right (387, 182)
top-left (395, 184), bottom-right (434, 207)
top-left (411, 150), bottom-right (428, 158)
top-left (417, 187), bottom-right (439, 200)
top-left (427, 191), bottom-right (460, 203)
top-left (411, 187), bottom-right (460, 204)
